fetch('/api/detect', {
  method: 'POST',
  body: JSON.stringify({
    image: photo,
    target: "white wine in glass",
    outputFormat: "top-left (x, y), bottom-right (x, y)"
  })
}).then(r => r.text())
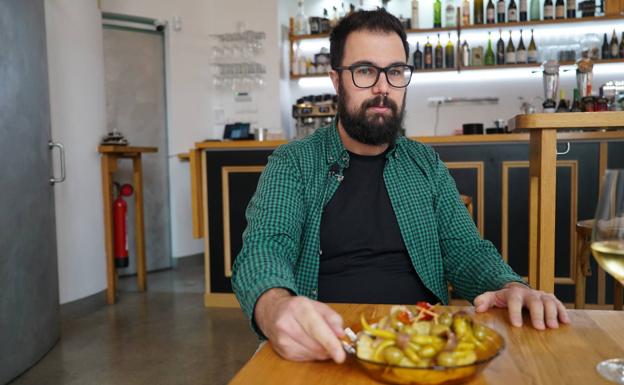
top-left (591, 169), bottom-right (624, 384)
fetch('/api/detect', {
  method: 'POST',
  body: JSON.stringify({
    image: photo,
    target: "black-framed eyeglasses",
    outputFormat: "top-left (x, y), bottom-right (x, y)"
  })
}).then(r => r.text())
top-left (333, 63), bottom-right (414, 88)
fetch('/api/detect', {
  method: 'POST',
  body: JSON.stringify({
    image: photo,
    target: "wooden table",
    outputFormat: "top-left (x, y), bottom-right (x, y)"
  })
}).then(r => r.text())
top-left (229, 303), bottom-right (624, 385)
top-left (508, 112), bottom-right (624, 293)
top-left (98, 145), bottom-right (157, 304)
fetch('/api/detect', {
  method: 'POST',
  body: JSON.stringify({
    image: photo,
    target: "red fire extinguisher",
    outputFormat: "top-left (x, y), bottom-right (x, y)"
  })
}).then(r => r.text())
top-left (113, 183), bottom-right (134, 268)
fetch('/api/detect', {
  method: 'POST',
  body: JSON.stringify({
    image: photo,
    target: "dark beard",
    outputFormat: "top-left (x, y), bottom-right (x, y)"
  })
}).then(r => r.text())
top-left (337, 82), bottom-right (405, 147)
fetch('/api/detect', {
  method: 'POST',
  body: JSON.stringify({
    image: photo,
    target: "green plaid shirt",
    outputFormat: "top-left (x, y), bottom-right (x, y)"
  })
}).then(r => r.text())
top-left (232, 120), bottom-right (525, 329)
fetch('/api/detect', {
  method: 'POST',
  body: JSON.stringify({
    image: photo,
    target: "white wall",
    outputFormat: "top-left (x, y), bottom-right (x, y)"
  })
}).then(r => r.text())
top-left (45, 0), bottom-right (108, 304)
top-left (101, 0), bottom-right (283, 257)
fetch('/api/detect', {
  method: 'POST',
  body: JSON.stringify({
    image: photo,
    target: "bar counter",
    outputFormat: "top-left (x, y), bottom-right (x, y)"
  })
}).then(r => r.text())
top-left (189, 129), bottom-right (624, 308)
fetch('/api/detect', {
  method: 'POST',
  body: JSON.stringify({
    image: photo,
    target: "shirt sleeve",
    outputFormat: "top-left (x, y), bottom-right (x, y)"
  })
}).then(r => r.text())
top-left (433, 155), bottom-right (527, 302)
top-left (231, 145), bottom-right (304, 337)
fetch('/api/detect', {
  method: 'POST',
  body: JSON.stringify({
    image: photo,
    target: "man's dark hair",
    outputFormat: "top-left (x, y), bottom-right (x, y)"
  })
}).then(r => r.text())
top-left (329, 8), bottom-right (410, 69)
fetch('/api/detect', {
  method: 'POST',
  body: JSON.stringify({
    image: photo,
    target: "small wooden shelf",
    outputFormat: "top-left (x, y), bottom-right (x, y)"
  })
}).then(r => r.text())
top-left (289, 15), bottom-right (624, 42)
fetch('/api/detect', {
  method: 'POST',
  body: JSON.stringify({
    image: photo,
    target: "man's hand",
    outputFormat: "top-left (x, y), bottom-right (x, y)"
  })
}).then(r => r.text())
top-left (473, 282), bottom-right (571, 330)
top-left (254, 288), bottom-right (346, 363)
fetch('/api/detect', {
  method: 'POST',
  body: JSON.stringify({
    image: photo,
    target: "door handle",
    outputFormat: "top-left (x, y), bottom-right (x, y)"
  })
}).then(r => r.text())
top-left (49, 141), bottom-right (66, 184)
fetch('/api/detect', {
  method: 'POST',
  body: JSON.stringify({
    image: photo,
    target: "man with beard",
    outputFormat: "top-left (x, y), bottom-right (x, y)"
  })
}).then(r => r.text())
top-left (232, 8), bottom-right (570, 364)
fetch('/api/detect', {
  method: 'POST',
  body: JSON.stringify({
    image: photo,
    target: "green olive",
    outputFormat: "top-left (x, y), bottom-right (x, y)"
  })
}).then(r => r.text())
top-left (436, 351), bottom-right (456, 367)
top-left (431, 336), bottom-right (446, 351)
top-left (431, 324), bottom-right (450, 336)
top-left (454, 350), bottom-right (477, 366)
top-left (383, 346), bottom-right (405, 365)
top-left (411, 334), bottom-right (434, 345)
top-left (438, 312), bottom-right (453, 327)
top-left (413, 321), bottom-right (432, 336)
top-left (456, 341), bottom-right (476, 351)
top-left (419, 344), bottom-right (437, 359)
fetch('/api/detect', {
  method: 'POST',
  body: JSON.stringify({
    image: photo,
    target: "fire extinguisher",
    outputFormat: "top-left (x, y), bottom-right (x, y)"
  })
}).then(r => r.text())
top-left (113, 182), bottom-right (134, 268)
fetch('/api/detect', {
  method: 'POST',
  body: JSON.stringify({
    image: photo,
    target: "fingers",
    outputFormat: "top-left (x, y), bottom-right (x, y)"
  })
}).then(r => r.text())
top-left (556, 299), bottom-right (571, 324)
top-left (542, 295), bottom-right (560, 329)
top-left (313, 301), bottom-right (345, 338)
top-left (474, 292), bottom-right (495, 312)
top-left (506, 291), bottom-right (524, 328)
top-left (526, 294), bottom-right (546, 330)
top-left (295, 300), bottom-right (346, 363)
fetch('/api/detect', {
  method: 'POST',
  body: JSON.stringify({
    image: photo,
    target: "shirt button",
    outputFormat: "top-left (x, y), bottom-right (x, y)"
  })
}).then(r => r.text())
top-left (319, 249), bottom-right (323, 255)
top-left (312, 289), bottom-right (318, 295)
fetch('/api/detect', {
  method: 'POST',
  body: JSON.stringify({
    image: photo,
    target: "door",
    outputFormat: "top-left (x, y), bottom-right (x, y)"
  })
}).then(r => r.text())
top-left (0, 0), bottom-right (60, 383)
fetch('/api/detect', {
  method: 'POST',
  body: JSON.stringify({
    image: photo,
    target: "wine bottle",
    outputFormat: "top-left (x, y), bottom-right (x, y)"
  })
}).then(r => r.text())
top-left (543, 0), bottom-right (553, 20)
top-left (517, 29), bottom-right (527, 63)
top-left (445, 33), bottom-right (455, 68)
top-left (485, 32), bottom-right (496, 65)
top-left (555, 0), bottom-right (565, 19)
top-left (610, 29), bottom-right (619, 59)
top-left (556, 90), bottom-right (569, 112)
top-left (461, 40), bottom-right (471, 66)
top-left (412, 0), bottom-right (420, 29)
top-left (434, 0), bottom-right (442, 28)
top-left (506, 30), bottom-right (516, 64)
top-left (520, 0), bottom-right (528, 21)
top-left (446, 0), bottom-right (457, 27)
top-left (570, 88), bottom-right (582, 112)
top-left (487, 0), bottom-right (496, 23)
top-left (530, 0), bottom-right (540, 20)
top-left (497, 0), bottom-right (506, 23)
top-left (435, 33), bottom-right (444, 68)
top-left (509, 0), bottom-right (518, 22)
top-left (602, 32), bottom-right (610, 59)
top-left (620, 32), bottom-right (624, 59)
top-left (462, 0), bottom-right (471, 25)
top-left (567, 0), bottom-right (576, 18)
top-left (497, 29), bottom-right (506, 64)
top-left (424, 36), bottom-right (433, 69)
top-left (474, 0), bottom-right (485, 24)
top-left (414, 42), bottom-right (423, 69)
top-left (527, 28), bottom-right (538, 63)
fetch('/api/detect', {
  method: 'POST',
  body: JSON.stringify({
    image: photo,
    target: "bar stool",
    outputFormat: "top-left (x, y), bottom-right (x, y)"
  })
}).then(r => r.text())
top-left (575, 219), bottom-right (623, 310)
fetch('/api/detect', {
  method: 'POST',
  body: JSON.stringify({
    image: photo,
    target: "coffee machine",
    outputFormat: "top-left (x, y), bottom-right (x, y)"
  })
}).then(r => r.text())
top-left (292, 94), bottom-right (337, 139)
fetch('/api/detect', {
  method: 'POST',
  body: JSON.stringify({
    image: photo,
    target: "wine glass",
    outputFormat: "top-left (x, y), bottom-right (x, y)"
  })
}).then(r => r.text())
top-left (591, 169), bottom-right (624, 384)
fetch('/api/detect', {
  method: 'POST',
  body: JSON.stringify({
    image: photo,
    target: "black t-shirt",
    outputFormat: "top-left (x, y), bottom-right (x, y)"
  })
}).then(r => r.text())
top-left (318, 149), bottom-right (438, 304)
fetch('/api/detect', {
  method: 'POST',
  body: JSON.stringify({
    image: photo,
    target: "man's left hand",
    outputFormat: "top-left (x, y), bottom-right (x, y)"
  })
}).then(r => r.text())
top-left (473, 282), bottom-right (571, 330)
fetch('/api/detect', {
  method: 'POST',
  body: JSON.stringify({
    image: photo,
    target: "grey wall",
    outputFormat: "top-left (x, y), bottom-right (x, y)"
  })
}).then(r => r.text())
top-left (102, 26), bottom-right (172, 274)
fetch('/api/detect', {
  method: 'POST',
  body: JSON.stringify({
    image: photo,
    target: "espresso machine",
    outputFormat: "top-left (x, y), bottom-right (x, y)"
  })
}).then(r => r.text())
top-left (292, 94), bottom-right (337, 139)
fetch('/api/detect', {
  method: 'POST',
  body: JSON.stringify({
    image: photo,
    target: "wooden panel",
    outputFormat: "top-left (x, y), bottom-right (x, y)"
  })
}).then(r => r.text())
top-left (190, 148), bottom-right (204, 239)
top-left (446, 162), bottom-right (484, 236)
top-left (509, 111), bottom-right (624, 131)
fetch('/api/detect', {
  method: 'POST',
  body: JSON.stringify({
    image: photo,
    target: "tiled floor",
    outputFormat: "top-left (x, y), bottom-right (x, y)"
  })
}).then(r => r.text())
top-left (10, 259), bottom-right (258, 385)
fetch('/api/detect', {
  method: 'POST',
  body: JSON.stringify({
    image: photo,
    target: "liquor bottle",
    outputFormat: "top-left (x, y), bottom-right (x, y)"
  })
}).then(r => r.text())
top-left (530, 0), bottom-right (540, 20)
top-left (520, 0), bottom-right (528, 20)
top-left (555, 0), bottom-right (565, 19)
top-left (506, 30), bottom-right (516, 64)
top-left (434, 0), bottom-right (442, 28)
top-left (543, 0), bottom-right (553, 20)
top-left (461, 40), bottom-right (471, 66)
top-left (462, 0), bottom-right (471, 25)
top-left (610, 29), bottom-right (619, 59)
top-left (497, 0), bottom-right (506, 23)
top-left (445, 33), bottom-right (455, 68)
top-left (497, 29), bottom-right (506, 64)
top-left (294, 0), bottom-right (310, 35)
top-left (567, 0), bottom-right (576, 18)
top-left (414, 42), bottom-right (423, 69)
top-left (509, 0), bottom-right (518, 22)
top-left (620, 32), bottom-right (624, 58)
top-left (485, 32), bottom-right (496, 65)
top-left (602, 32), bottom-right (610, 59)
top-left (424, 36), bottom-right (433, 68)
top-left (446, 0), bottom-right (457, 27)
top-left (570, 88), bottom-right (582, 112)
top-left (556, 90), bottom-right (569, 112)
top-left (527, 28), bottom-right (538, 62)
top-left (330, 6), bottom-right (339, 28)
top-left (487, 0), bottom-right (496, 23)
top-left (435, 33), bottom-right (444, 68)
top-left (412, 0), bottom-right (419, 29)
top-left (517, 29), bottom-right (527, 63)
top-left (474, 0), bottom-right (485, 24)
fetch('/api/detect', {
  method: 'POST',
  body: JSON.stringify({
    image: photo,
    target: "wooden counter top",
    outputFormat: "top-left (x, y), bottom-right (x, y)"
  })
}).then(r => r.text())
top-left (509, 111), bottom-right (624, 131)
top-left (194, 130), bottom-right (624, 150)
top-left (98, 145), bottom-right (158, 154)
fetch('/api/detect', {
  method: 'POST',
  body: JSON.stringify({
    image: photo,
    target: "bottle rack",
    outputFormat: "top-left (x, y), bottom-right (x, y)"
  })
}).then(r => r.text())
top-left (289, 14), bottom-right (624, 78)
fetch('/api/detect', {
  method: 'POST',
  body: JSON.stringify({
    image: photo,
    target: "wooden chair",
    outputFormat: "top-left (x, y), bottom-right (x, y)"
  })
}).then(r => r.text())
top-left (575, 219), bottom-right (623, 310)
top-left (459, 194), bottom-right (473, 218)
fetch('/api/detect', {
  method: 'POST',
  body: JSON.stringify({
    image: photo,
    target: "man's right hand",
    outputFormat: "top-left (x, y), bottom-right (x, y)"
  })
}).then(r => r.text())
top-left (254, 288), bottom-right (346, 363)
